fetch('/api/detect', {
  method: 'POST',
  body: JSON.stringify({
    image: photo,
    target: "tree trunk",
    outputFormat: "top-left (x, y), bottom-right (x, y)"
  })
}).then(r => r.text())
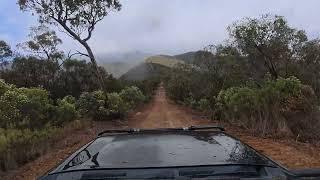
top-left (254, 44), bottom-right (278, 79)
top-left (55, 20), bottom-right (105, 89)
top-left (81, 41), bottom-right (105, 90)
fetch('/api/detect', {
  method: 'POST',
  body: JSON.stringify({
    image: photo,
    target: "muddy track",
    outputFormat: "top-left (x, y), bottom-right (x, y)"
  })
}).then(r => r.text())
top-left (4, 85), bottom-right (320, 179)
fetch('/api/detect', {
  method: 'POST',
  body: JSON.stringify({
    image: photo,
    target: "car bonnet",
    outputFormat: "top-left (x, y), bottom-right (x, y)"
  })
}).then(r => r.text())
top-left (50, 131), bottom-right (275, 174)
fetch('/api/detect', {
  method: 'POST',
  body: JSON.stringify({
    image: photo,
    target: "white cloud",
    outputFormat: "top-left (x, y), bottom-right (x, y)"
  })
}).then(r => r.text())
top-left (1, 0), bottom-right (320, 57)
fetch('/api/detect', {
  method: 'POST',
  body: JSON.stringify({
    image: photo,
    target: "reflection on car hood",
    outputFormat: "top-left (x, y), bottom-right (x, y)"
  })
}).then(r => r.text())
top-left (50, 131), bottom-right (275, 174)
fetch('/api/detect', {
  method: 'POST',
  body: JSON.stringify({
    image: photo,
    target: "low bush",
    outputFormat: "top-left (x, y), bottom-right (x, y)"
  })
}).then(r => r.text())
top-left (107, 92), bottom-right (129, 119)
top-left (76, 90), bottom-right (108, 120)
top-left (48, 96), bottom-right (78, 126)
top-left (123, 77), bottom-right (160, 101)
top-left (0, 79), bottom-right (14, 96)
top-left (119, 86), bottom-right (146, 108)
top-left (0, 88), bottom-right (51, 129)
top-left (77, 86), bottom-right (145, 120)
top-left (0, 82), bottom-right (78, 129)
top-left (197, 98), bottom-right (211, 112)
top-left (0, 80), bottom-right (149, 172)
top-left (0, 80), bottom-right (86, 172)
top-left (216, 76), bottom-right (320, 141)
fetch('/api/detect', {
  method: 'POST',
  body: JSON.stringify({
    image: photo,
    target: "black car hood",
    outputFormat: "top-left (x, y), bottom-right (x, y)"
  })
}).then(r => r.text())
top-left (50, 131), bottom-right (275, 174)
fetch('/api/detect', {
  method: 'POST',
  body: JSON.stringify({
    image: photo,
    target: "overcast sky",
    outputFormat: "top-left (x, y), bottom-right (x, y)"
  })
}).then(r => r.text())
top-left (0, 0), bottom-right (320, 57)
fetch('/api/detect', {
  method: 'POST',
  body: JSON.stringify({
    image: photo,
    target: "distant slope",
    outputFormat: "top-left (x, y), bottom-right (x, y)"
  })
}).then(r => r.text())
top-left (145, 55), bottom-right (184, 68)
top-left (174, 51), bottom-right (197, 64)
top-left (97, 51), bottom-right (151, 78)
top-left (120, 62), bottom-right (170, 81)
top-left (120, 52), bottom-right (198, 81)
top-left (102, 62), bottom-right (139, 78)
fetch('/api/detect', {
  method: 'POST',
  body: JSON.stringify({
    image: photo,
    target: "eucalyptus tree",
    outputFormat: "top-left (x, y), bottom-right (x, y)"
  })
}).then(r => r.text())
top-left (18, 25), bottom-right (63, 61)
top-left (228, 14), bottom-right (308, 79)
top-left (18, 0), bottom-right (122, 88)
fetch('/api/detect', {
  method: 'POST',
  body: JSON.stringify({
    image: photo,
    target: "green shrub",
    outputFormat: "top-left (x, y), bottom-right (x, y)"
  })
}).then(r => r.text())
top-left (0, 90), bottom-right (28, 128)
top-left (183, 96), bottom-right (198, 108)
top-left (197, 98), bottom-right (211, 111)
top-left (119, 86), bottom-right (145, 108)
top-left (17, 88), bottom-right (51, 129)
top-left (48, 96), bottom-right (77, 126)
top-left (0, 87), bottom-right (52, 129)
top-left (166, 72), bottom-right (193, 102)
top-left (107, 92), bottom-right (129, 119)
top-left (0, 79), bottom-right (14, 96)
top-left (77, 87), bottom-right (147, 121)
top-left (216, 76), bottom-right (320, 140)
top-left (124, 78), bottom-right (160, 102)
top-left (76, 90), bottom-right (108, 120)
top-left (76, 91), bottom-right (128, 121)
top-left (61, 95), bottom-right (76, 104)
top-left (0, 81), bottom-right (79, 130)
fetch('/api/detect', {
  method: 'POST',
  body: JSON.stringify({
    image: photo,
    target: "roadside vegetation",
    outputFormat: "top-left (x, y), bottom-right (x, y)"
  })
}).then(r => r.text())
top-left (1, 0), bottom-right (320, 173)
top-left (0, 0), bottom-right (163, 172)
top-left (0, 76), bottom-right (158, 171)
top-left (165, 14), bottom-right (320, 142)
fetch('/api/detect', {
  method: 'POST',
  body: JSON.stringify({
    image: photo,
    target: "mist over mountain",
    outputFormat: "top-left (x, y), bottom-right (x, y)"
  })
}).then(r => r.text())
top-left (96, 51), bottom-right (151, 63)
top-left (120, 51), bottom-right (198, 81)
top-left (96, 51), bottom-right (152, 78)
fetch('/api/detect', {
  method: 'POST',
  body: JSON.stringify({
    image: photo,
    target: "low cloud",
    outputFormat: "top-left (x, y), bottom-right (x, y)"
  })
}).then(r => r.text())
top-left (1, 0), bottom-right (320, 57)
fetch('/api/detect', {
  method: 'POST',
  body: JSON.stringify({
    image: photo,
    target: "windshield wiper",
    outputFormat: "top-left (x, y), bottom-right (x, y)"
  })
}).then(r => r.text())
top-left (81, 172), bottom-right (127, 180)
top-left (97, 128), bottom-right (139, 136)
top-left (81, 170), bottom-right (175, 179)
top-left (98, 125), bottom-right (225, 136)
top-left (179, 170), bottom-right (259, 178)
top-left (188, 125), bottom-right (225, 131)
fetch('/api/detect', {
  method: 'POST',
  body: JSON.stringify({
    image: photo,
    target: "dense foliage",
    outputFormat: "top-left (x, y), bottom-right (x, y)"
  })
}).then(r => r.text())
top-left (165, 15), bottom-right (320, 142)
top-left (216, 77), bottom-right (319, 140)
top-left (0, 78), bottom-right (154, 172)
top-left (0, 57), bottom-right (123, 99)
top-left (18, 0), bottom-right (122, 88)
top-left (76, 86), bottom-right (145, 121)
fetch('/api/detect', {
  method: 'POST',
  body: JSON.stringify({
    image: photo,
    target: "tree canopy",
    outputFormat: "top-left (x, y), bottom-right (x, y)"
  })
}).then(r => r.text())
top-left (0, 40), bottom-right (13, 69)
top-left (18, 0), bottom-right (122, 88)
top-left (228, 14), bottom-right (308, 79)
top-left (18, 26), bottom-right (63, 61)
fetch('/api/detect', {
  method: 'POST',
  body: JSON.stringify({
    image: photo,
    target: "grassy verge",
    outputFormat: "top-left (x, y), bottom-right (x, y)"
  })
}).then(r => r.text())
top-left (0, 119), bottom-right (90, 172)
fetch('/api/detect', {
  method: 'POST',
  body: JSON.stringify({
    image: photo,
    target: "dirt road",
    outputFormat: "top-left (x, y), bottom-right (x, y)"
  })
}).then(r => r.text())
top-left (128, 85), bottom-right (211, 128)
top-left (4, 85), bottom-right (320, 179)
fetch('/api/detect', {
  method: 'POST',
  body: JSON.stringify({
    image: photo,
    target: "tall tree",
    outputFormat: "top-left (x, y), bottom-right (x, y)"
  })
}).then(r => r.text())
top-left (18, 25), bottom-right (63, 61)
top-left (0, 40), bottom-right (13, 69)
top-left (18, 0), bottom-right (122, 88)
top-left (228, 14), bottom-right (307, 79)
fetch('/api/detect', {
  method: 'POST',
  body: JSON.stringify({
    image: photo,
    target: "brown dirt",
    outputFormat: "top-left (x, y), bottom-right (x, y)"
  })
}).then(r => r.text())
top-left (3, 85), bottom-right (320, 179)
top-left (128, 85), bottom-right (211, 128)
